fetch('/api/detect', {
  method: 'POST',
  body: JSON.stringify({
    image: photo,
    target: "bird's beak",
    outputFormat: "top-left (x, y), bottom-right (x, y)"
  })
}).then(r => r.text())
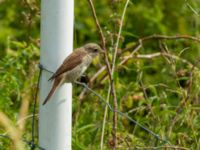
top-left (99, 49), bottom-right (105, 54)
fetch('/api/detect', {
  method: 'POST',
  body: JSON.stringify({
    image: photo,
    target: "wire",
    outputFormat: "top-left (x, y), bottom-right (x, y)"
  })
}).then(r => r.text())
top-left (31, 64), bottom-right (43, 150)
top-left (1, 64), bottom-right (170, 149)
top-left (74, 81), bottom-right (170, 145)
top-left (39, 64), bottom-right (170, 144)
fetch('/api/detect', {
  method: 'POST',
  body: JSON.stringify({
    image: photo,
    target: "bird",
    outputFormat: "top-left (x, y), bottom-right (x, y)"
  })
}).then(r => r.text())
top-left (42, 43), bottom-right (103, 105)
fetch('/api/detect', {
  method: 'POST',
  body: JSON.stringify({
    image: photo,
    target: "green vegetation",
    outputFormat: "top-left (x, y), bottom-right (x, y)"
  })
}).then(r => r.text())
top-left (0, 0), bottom-right (200, 149)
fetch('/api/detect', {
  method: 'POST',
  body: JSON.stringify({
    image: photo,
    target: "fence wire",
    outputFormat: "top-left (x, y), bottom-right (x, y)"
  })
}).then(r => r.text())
top-left (0, 63), bottom-right (170, 149)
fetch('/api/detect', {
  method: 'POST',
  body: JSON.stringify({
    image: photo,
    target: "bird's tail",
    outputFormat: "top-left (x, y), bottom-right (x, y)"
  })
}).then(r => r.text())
top-left (42, 77), bottom-right (62, 105)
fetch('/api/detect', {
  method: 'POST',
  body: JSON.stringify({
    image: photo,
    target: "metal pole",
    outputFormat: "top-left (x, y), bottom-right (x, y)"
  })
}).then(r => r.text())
top-left (39, 0), bottom-right (74, 149)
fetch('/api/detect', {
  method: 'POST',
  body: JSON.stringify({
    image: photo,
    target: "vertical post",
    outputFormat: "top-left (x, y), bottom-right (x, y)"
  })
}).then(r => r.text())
top-left (39, 0), bottom-right (74, 149)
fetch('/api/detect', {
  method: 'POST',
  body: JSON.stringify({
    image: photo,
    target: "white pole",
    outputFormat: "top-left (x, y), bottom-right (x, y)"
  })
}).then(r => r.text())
top-left (39, 0), bottom-right (74, 149)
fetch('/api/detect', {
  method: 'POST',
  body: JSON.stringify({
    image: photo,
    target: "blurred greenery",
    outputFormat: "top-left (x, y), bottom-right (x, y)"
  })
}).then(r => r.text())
top-left (0, 0), bottom-right (200, 149)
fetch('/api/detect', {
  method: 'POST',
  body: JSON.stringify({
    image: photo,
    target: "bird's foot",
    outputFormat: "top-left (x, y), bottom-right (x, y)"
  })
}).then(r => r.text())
top-left (80, 74), bottom-right (89, 83)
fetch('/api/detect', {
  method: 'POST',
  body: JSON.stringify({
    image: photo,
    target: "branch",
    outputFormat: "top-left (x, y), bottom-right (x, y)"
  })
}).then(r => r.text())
top-left (0, 134), bottom-right (45, 150)
top-left (141, 34), bottom-right (200, 43)
top-left (185, 0), bottom-right (199, 16)
top-left (110, 0), bottom-right (130, 147)
top-left (0, 112), bottom-right (25, 150)
top-left (112, 0), bottom-right (130, 73)
top-left (79, 34), bottom-right (200, 100)
top-left (135, 145), bottom-right (189, 150)
top-left (100, 86), bottom-right (111, 150)
top-left (87, 0), bottom-right (106, 48)
top-left (87, 0), bottom-right (112, 82)
top-left (87, 0), bottom-right (117, 147)
top-left (122, 52), bottom-right (198, 69)
top-left (123, 34), bottom-right (200, 53)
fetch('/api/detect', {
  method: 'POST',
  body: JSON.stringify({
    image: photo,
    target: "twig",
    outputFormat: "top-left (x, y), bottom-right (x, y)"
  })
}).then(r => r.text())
top-left (17, 114), bottom-right (38, 126)
top-left (112, 0), bottom-right (130, 71)
top-left (87, 0), bottom-right (106, 48)
top-left (87, 0), bottom-right (113, 80)
top-left (79, 34), bottom-right (200, 99)
top-left (18, 63), bottom-right (37, 132)
top-left (135, 145), bottom-right (189, 150)
top-left (18, 96), bottom-right (30, 132)
top-left (91, 66), bottom-right (107, 82)
top-left (87, 0), bottom-right (117, 148)
top-left (141, 34), bottom-right (200, 42)
top-left (110, 0), bottom-right (130, 147)
top-left (168, 63), bottom-right (196, 136)
top-left (119, 41), bottom-right (142, 65)
top-left (87, 0), bottom-right (112, 87)
top-left (121, 52), bottom-right (197, 69)
top-left (0, 0), bottom-right (4, 4)
top-left (138, 71), bottom-right (156, 119)
top-left (100, 86), bottom-right (111, 150)
top-left (0, 112), bottom-right (25, 150)
top-left (185, 0), bottom-right (199, 16)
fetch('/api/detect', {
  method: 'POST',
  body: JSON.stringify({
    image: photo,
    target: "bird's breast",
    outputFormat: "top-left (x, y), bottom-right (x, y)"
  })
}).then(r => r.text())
top-left (64, 54), bottom-right (93, 82)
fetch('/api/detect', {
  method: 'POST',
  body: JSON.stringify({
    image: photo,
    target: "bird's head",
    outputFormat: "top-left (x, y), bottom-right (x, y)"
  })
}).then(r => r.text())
top-left (84, 43), bottom-right (103, 57)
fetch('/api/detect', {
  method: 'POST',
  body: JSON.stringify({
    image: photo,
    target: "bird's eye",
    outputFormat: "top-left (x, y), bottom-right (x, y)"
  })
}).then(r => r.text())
top-left (94, 48), bottom-right (98, 52)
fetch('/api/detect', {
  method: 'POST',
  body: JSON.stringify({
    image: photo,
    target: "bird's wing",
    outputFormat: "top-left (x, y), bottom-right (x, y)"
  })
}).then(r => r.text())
top-left (49, 48), bottom-right (87, 80)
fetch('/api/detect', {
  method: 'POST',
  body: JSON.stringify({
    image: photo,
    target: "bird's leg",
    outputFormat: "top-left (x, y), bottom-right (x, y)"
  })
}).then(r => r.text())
top-left (38, 63), bottom-right (54, 74)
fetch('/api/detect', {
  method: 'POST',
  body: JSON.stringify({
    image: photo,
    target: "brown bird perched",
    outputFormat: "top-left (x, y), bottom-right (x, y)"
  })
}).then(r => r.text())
top-left (43, 43), bottom-right (102, 105)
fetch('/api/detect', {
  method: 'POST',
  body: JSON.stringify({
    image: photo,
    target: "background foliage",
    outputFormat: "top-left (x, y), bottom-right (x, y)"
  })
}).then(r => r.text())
top-left (0, 0), bottom-right (200, 149)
